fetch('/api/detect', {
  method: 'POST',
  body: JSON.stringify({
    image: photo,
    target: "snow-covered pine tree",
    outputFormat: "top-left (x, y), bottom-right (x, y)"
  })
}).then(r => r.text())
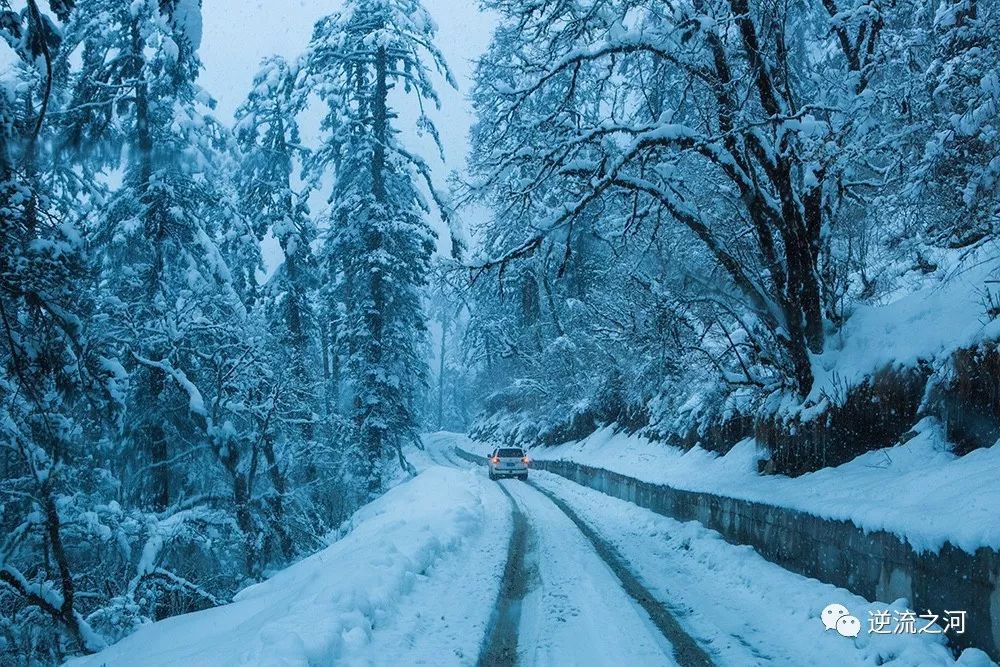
top-left (60, 0), bottom-right (261, 509)
top-left (59, 0), bottom-right (290, 588)
top-left (235, 55), bottom-right (343, 551)
top-left (61, 0), bottom-right (208, 511)
top-left (300, 0), bottom-right (456, 494)
top-left (0, 1), bottom-right (120, 657)
top-left (424, 258), bottom-right (476, 432)
top-left (236, 56), bottom-right (316, 394)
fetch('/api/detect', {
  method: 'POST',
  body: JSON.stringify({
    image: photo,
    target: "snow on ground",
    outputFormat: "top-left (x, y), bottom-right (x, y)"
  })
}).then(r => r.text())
top-left (492, 250), bottom-right (1000, 555)
top-left (499, 479), bottom-right (678, 666)
top-left (68, 463), bottom-right (510, 667)
top-left (514, 420), bottom-right (1000, 554)
top-left (529, 470), bottom-right (996, 667)
top-left (63, 431), bottom-right (998, 666)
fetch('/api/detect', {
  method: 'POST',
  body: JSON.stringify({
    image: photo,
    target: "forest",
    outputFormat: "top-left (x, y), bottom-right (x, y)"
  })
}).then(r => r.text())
top-left (1, 0), bottom-right (998, 662)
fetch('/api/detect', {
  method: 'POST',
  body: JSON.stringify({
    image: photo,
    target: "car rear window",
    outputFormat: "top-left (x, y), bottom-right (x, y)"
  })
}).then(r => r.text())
top-left (498, 448), bottom-right (524, 458)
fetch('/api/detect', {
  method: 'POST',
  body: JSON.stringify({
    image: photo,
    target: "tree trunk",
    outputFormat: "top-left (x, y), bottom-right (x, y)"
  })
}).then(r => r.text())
top-left (132, 22), bottom-right (170, 511)
top-left (148, 372), bottom-right (170, 512)
top-left (285, 256), bottom-right (318, 479)
top-left (262, 435), bottom-right (294, 561)
top-left (320, 317), bottom-right (333, 418)
top-left (361, 43), bottom-right (389, 495)
top-left (231, 473), bottom-right (258, 575)
top-left (437, 313), bottom-right (447, 430)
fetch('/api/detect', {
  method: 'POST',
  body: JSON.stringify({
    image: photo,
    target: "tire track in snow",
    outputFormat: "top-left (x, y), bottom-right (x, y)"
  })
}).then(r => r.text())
top-left (451, 443), bottom-right (711, 666)
top-left (477, 482), bottom-right (532, 667)
top-left (526, 481), bottom-right (715, 667)
top-left (438, 443), bottom-right (484, 471)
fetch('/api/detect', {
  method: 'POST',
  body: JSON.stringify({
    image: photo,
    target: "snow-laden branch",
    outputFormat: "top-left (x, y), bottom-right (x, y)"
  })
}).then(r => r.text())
top-left (131, 353), bottom-right (208, 420)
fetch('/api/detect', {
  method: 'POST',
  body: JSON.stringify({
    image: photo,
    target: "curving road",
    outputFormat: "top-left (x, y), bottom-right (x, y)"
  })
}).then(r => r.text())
top-left (437, 445), bottom-right (711, 667)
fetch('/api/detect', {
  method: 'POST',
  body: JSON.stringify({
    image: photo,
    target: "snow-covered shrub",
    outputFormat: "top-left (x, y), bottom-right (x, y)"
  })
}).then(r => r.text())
top-left (757, 366), bottom-right (931, 475)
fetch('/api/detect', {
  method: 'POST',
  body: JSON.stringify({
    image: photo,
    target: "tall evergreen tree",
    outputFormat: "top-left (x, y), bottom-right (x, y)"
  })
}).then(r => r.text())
top-left (235, 56), bottom-right (332, 554)
top-left (300, 0), bottom-right (455, 493)
top-left (236, 56), bottom-right (315, 398)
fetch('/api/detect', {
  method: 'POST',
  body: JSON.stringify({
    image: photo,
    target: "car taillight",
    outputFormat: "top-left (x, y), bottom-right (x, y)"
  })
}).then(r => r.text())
top-left (522, 456), bottom-right (530, 464)
top-left (491, 457), bottom-right (499, 464)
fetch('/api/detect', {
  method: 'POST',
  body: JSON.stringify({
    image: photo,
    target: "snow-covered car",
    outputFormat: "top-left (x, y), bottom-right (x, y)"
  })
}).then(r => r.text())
top-left (487, 447), bottom-right (529, 480)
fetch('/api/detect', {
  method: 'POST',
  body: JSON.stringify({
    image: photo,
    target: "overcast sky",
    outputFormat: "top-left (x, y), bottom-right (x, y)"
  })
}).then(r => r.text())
top-left (199, 0), bottom-right (497, 268)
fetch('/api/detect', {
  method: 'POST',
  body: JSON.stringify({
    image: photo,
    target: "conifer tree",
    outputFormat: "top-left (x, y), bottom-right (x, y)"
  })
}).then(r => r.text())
top-left (300, 0), bottom-right (455, 493)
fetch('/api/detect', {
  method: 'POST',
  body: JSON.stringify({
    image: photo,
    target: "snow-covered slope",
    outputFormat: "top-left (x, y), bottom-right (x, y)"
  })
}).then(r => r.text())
top-left (504, 253), bottom-right (1000, 556)
top-left (807, 249), bottom-right (1000, 404)
top-left (67, 465), bottom-right (509, 667)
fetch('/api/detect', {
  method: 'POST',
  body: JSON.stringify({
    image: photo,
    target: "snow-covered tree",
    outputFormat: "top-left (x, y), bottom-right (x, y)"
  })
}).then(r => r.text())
top-left (300, 0), bottom-right (456, 493)
top-left (0, 1), bottom-right (120, 657)
top-left (236, 56), bottom-right (316, 377)
top-left (61, 0), bottom-right (231, 511)
top-left (51, 0), bottom-right (293, 618)
top-left (424, 259), bottom-right (477, 432)
top-left (235, 55), bottom-right (352, 552)
top-left (911, 0), bottom-right (1000, 247)
top-left (469, 0), bottom-right (900, 399)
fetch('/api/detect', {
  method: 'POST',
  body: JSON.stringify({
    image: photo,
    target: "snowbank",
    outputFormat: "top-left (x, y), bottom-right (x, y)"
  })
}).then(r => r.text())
top-left (496, 420), bottom-right (1000, 554)
top-left (67, 466), bottom-right (503, 667)
top-left (519, 249), bottom-right (997, 554)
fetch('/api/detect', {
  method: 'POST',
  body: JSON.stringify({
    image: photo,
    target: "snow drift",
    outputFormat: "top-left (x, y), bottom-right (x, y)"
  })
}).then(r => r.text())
top-left (67, 466), bottom-right (498, 667)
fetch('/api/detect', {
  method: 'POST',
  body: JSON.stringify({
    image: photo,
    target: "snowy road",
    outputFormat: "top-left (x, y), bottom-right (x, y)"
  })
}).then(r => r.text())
top-left (483, 479), bottom-right (682, 666)
top-left (429, 437), bottom-right (702, 665)
top-left (431, 434), bottom-right (986, 667)
top-left (70, 432), bottom-right (992, 667)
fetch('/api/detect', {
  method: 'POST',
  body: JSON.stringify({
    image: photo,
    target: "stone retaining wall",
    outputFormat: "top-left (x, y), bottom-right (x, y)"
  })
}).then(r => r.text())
top-left (527, 457), bottom-right (1000, 661)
